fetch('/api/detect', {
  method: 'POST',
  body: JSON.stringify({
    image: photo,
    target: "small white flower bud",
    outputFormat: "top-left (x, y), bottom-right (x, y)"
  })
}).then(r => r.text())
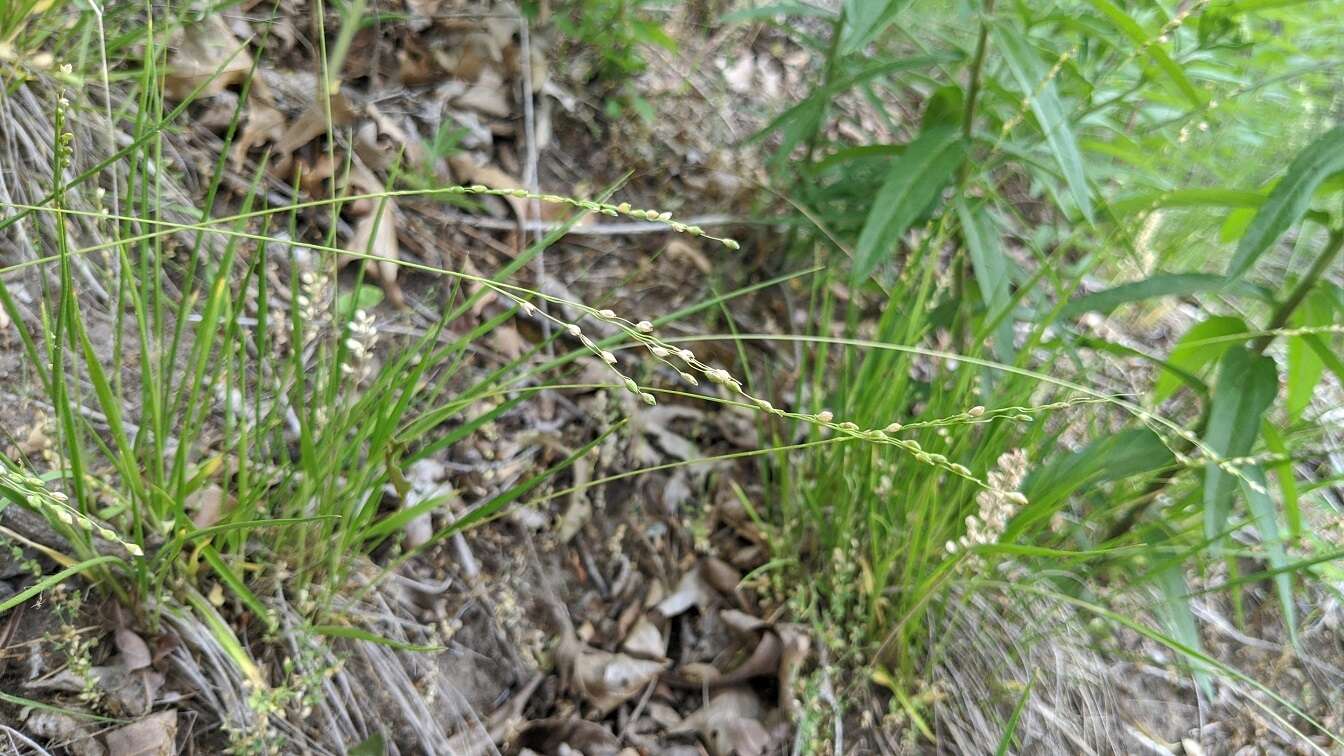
top-left (884, 422), bottom-right (903, 433)
top-left (640, 392), bottom-right (657, 406)
top-left (651, 346), bottom-right (671, 358)
top-left (597, 309), bottom-right (617, 319)
top-left (567, 323), bottom-right (582, 336)
top-left (817, 410), bottom-right (834, 423)
top-left (601, 351), bottom-right (617, 365)
top-left (635, 320), bottom-right (654, 333)
top-left (968, 405), bottom-right (985, 417)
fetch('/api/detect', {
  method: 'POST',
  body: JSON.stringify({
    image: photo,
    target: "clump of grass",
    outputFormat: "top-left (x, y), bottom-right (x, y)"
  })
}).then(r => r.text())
top-left (737, 0), bottom-right (1344, 747)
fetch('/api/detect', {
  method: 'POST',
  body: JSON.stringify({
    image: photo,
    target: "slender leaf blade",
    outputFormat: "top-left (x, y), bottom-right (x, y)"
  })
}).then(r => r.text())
top-left (1202, 347), bottom-right (1277, 544)
top-left (853, 125), bottom-right (964, 280)
top-left (1229, 124), bottom-right (1344, 277)
top-left (994, 24), bottom-right (1094, 222)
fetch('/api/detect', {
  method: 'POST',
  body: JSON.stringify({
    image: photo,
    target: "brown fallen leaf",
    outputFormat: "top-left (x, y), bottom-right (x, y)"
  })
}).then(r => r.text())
top-left (187, 483), bottom-right (229, 529)
top-left (103, 711), bottom-right (178, 756)
top-left (653, 566), bottom-right (718, 620)
top-left (514, 718), bottom-right (622, 756)
top-left (24, 710), bottom-right (105, 756)
top-left (556, 633), bottom-right (668, 716)
top-left (164, 17), bottom-right (252, 101)
top-left (115, 627), bottom-right (152, 672)
top-left (674, 687), bottom-right (771, 756)
top-left (345, 162), bottom-right (405, 308)
top-left (620, 614), bottom-right (666, 661)
top-left (556, 455), bottom-right (592, 543)
top-left (272, 88), bottom-right (359, 165)
top-left (776, 624), bottom-right (812, 719)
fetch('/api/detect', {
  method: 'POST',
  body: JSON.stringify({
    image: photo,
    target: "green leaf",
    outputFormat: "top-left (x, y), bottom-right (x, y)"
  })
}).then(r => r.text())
top-left (1285, 288), bottom-right (1332, 421)
top-left (1013, 427), bottom-right (1174, 539)
top-left (1153, 316), bottom-right (1249, 403)
top-left (1107, 187), bottom-right (1265, 217)
top-left (336, 284), bottom-right (383, 320)
top-left (1228, 124), bottom-right (1344, 277)
top-left (1082, 0), bottom-right (1204, 107)
top-left (1240, 466), bottom-right (1297, 644)
top-left (853, 125), bottom-right (964, 280)
top-left (993, 24), bottom-right (1094, 222)
top-left (1155, 560), bottom-right (1213, 696)
top-left (1061, 273), bottom-right (1270, 318)
top-left (1202, 347), bottom-right (1277, 545)
top-left (994, 672), bottom-right (1035, 756)
top-left (1260, 422), bottom-right (1300, 539)
top-left (955, 198), bottom-right (1014, 361)
top-left (839, 0), bottom-right (911, 55)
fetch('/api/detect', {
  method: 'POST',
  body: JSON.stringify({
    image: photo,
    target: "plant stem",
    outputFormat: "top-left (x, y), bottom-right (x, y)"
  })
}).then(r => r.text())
top-left (961, 0), bottom-right (996, 154)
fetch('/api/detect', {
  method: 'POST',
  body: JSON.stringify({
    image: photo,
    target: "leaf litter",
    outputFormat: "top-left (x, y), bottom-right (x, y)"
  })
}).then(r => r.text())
top-left (1, 1), bottom-right (804, 754)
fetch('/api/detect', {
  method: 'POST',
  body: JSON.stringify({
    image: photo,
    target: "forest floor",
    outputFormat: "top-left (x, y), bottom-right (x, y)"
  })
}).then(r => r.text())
top-left (2, 1), bottom-right (1343, 755)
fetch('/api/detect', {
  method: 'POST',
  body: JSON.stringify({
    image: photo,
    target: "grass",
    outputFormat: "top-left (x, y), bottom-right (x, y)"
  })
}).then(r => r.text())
top-left (737, 0), bottom-right (1344, 746)
top-left (2, 0), bottom-right (1344, 752)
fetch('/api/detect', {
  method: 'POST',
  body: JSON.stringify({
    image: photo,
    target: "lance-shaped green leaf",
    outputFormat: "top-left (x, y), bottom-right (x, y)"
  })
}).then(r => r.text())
top-left (1202, 347), bottom-right (1277, 546)
top-left (1228, 124), bottom-right (1344, 277)
top-left (994, 24), bottom-right (1094, 223)
top-left (1153, 316), bottom-right (1249, 402)
top-left (853, 125), bottom-right (964, 281)
top-left (1240, 466), bottom-right (1298, 645)
top-left (1061, 273), bottom-right (1270, 318)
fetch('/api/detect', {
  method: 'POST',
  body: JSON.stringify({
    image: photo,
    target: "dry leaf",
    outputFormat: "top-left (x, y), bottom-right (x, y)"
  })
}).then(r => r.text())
top-left (187, 484), bottom-right (228, 529)
top-left (455, 66), bottom-right (511, 117)
top-left (654, 567), bottom-right (718, 619)
top-left (345, 164), bottom-right (405, 308)
top-left (115, 628), bottom-right (152, 671)
top-left (230, 100), bottom-right (285, 170)
top-left (103, 711), bottom-right (177, 756)
top-left (272, 88), bottom-right (359, 162)
top-left (620, 615), bottom-right (666, 661)
top-left (776, 624), bottom-right (812, 718)
top-left (557, 634), bottom-right (668, 715)
top-left (515, 718), bottom-right (622, 756)
top-left (24, 710), bottom-right (105, 756)
top-left (164, 17), bottom-right (252, 101)
top-left (401, 459), bottom-right (455, 549)
top-left (557, 456), bottom-right (592, 543)
top-left (675, 688), bottom-right (770, 756)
